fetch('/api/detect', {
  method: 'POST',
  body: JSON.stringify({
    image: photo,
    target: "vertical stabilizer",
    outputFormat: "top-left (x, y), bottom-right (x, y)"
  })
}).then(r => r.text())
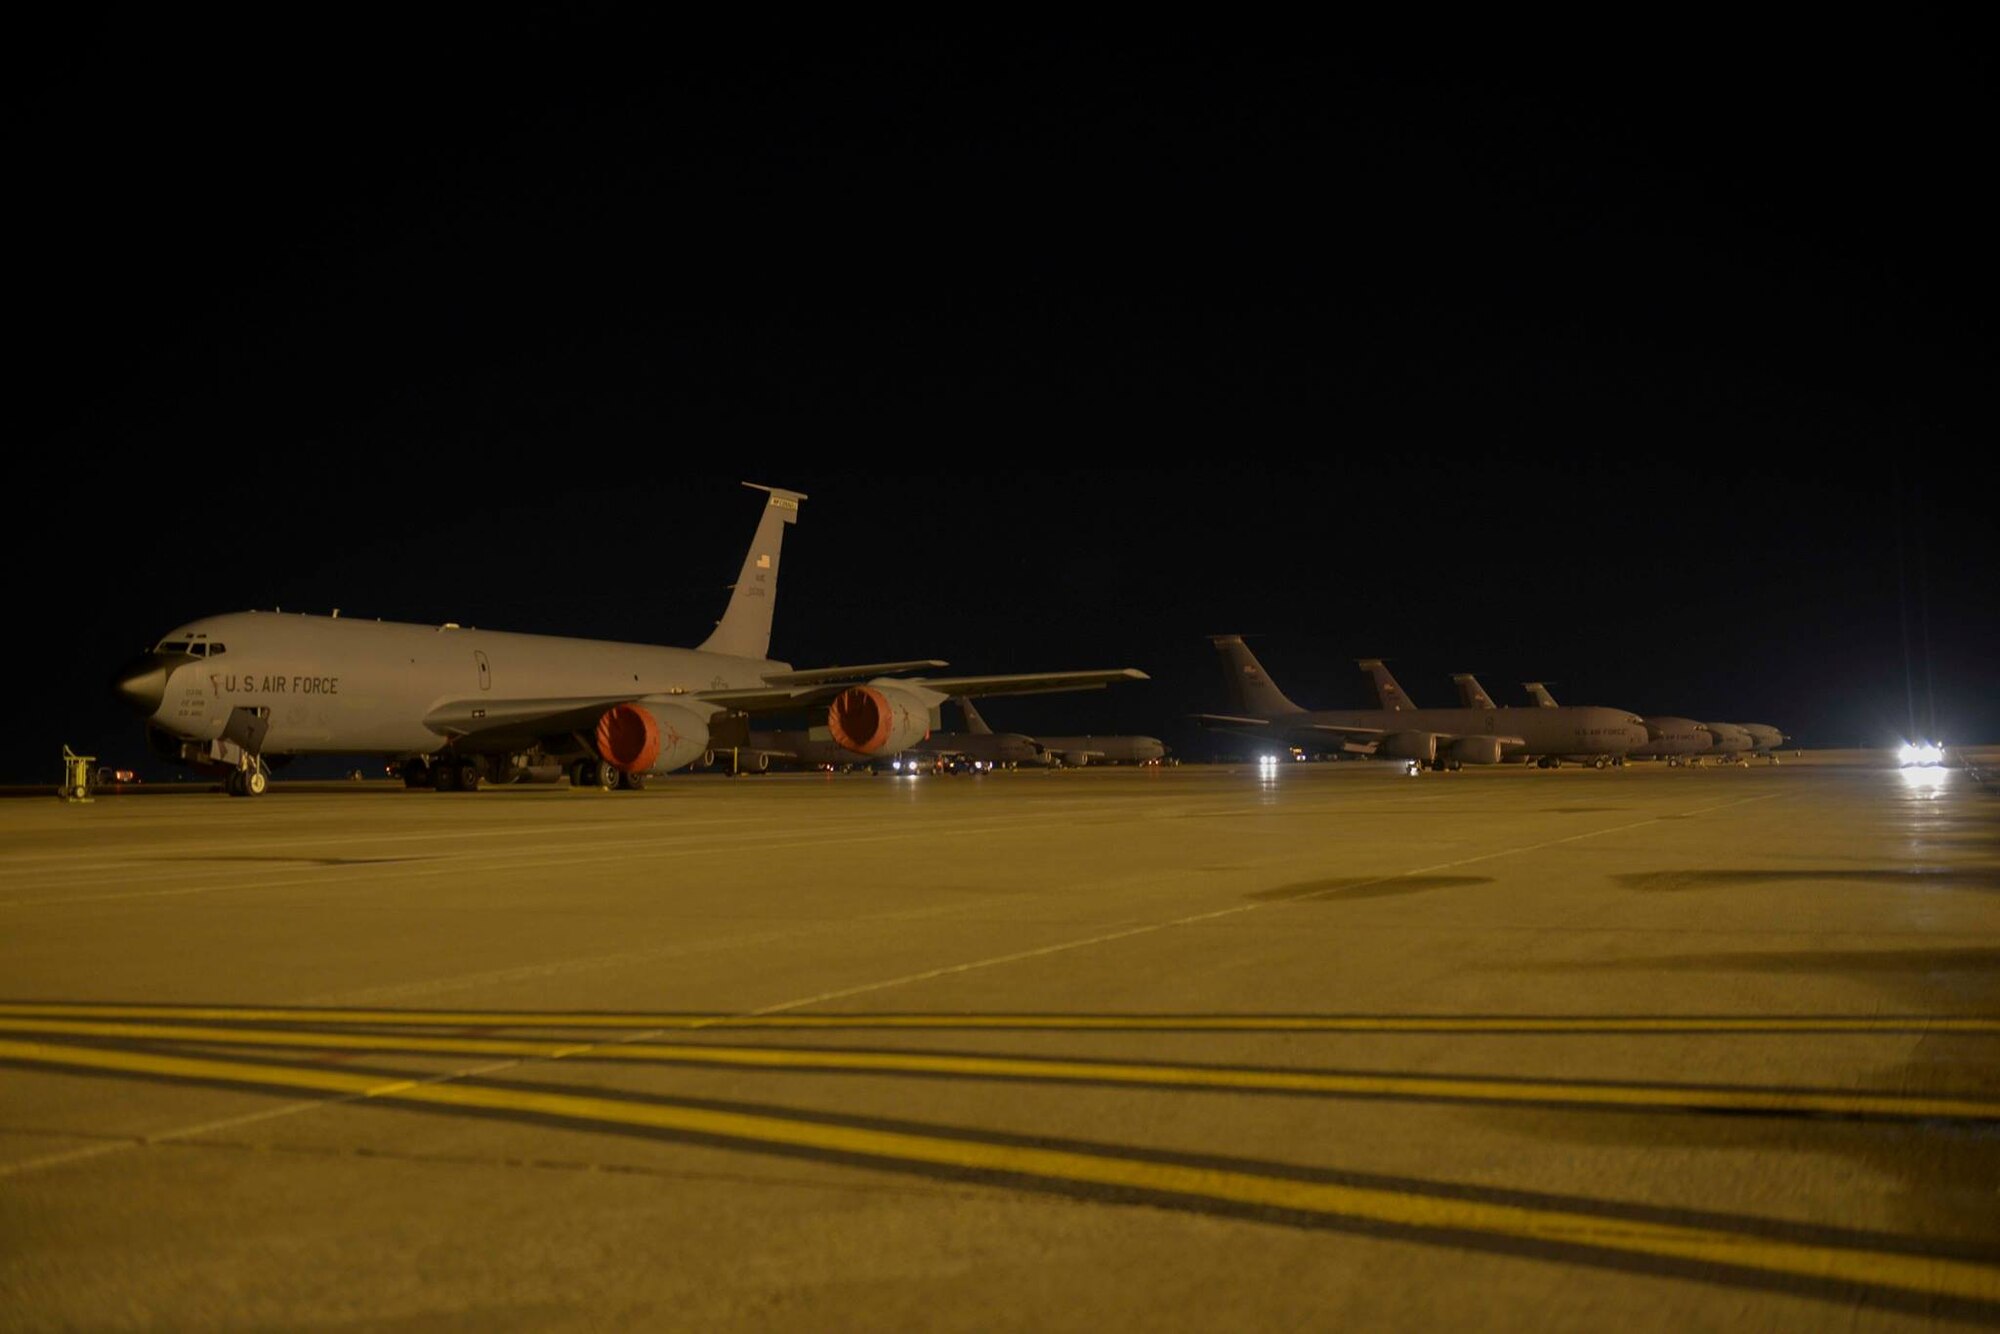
top-left (697, 483), bottom-right (806, 659)
top-left (1209, 636), bottom-right (1306, 717)
top-left (1453, 674), bottom-right (1497, 709)
top-left (1357, 659), bottom-right (1416, 711)
top-left (1522, 682), bottom-right (1559, 709)
top-left (958, 698), bottom-right (993, 735)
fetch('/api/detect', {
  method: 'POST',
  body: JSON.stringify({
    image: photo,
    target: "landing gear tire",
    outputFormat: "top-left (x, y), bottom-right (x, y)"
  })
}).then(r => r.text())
top-left (244, 767), bottom-right (268, 796)
top-left (1592, 757), bottom-right (1608, 770)
top-left (1447, 760), bottom-right (1463, 772)
top-left (402, 760), bottom-right (432, 789)
top-left (224, 770), bottom-right (243, 796)
top-left (618, 770), bottom-right (645, 791)
top-left (457, 763), bottom-right (481, 791)
top-left (433, 764), bottom-right (461, 792)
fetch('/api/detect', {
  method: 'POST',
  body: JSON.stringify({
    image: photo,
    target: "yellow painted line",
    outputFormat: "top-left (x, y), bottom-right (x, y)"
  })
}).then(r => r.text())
top-left (1, 1037), bottom-right (1995, 1307)
top-left (0, 1001), bottom-right (1995, 1034)
top-left (2, 1016), bottom-right (1994, 1121)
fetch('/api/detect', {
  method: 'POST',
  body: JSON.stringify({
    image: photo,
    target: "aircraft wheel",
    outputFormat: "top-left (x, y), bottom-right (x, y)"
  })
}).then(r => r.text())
top-left (244, 767), bottom-right (268, 796)
top-left (619, 770), bottom-right (645, 791)
top-left (433, 764), bottom-right (460, 792)
top-left (402, 760), bottom-right (432, 789)
top-left (1447, 760), bottom-right (1463, 772)
top-left (1592, 757), bottom-right (1608, 770)
top-left (224, 770), bottom-right (244, 796)
top-left (457, 763), bottom-right (482, 790)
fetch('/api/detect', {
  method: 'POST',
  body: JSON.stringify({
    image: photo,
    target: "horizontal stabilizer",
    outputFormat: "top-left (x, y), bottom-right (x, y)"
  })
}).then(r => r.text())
top-left (1190, 712), bottom-right (1274, 729)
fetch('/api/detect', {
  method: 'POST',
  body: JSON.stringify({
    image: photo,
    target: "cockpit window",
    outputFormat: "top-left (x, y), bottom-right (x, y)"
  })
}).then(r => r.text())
top-left (189, 644), bottom-right (208, 657)
top-left (208, 643), bottom-right (226, 656)
top-left (159, 641), bottom-right (191, 653)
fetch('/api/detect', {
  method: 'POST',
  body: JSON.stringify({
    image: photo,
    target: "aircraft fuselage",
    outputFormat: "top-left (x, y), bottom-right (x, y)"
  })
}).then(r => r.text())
top-left (121, 611), bottom-right (783, 759)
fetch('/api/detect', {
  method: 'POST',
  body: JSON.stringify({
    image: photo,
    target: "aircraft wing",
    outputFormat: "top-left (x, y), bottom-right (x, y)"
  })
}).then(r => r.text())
top-left (759, 661), bottom-right (948, 686)
top-left (899, 669), bottom-right (1149, 699)
top-left (424, 694), bottom-right (723, 744)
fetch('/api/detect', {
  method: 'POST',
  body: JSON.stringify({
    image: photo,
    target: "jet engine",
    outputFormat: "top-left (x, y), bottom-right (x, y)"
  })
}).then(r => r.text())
top-left (1446, 735), bottom-right (1505, 766)
top-left (827, 685), bottom-right (933, 755)
top-left (1376, 731), bottom-right (1439, 763)
top-left (592, 701), bottom-right (713, 776)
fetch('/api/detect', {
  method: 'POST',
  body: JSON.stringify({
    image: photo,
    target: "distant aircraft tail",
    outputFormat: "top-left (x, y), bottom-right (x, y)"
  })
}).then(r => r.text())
top-left (1209, 636), bottom-right (1306, 717)
top-left (958, 698), bottom-right (993, 735)
top-left (1453, 674), bottom-right (1497, 709)
top-left (1357, 659), bottom-right (1416, 711)
top-left (697, 483), bottom-right (806, 659)
top-left (1522, 682), bottom-right (1559, 709)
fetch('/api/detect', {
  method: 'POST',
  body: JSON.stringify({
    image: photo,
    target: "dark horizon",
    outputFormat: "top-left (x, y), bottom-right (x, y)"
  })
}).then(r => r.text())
top-left (16, 29), bottom-right (1995, 780)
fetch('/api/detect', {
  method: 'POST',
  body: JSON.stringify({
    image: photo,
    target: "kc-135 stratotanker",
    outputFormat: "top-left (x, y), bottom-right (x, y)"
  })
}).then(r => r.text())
top-left (112, 484), bottom-right (1146, 795)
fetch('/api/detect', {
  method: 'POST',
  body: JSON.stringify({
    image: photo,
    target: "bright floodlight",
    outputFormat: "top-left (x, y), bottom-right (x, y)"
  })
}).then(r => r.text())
top-left (1898, 742), bottom-right (1945, 767)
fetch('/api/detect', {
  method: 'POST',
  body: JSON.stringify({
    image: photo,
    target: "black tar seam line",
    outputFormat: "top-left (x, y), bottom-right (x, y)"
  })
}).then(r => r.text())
top-left (6, 1000), bottom-right (1989, 1029)
top-left (35, 1025), bottom-right (1998, 1115)
top-left (5, 1050), bottom-right (1996, 1267)
top-left (6, 1058), bottom-right (1991, 1322)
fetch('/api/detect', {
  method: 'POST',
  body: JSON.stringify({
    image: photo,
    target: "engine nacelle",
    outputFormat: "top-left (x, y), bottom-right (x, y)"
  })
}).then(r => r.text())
top-left (1447, 735), bottom-right (1505, 766)
top-left (827, 685), bottom-right (933, 755)
top-left (1377, 730), bottom-right (1438, 763)
top-left (593, 701), bottom-right (713, 775)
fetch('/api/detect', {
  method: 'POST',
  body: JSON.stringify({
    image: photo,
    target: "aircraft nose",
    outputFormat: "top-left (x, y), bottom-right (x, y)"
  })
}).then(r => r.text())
top-left (111, 653), bottom-right (173, 717)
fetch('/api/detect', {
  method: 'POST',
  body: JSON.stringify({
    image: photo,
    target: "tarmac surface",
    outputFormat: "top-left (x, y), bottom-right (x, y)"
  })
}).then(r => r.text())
top-left (2, 754), bottom-right (1997, 1330)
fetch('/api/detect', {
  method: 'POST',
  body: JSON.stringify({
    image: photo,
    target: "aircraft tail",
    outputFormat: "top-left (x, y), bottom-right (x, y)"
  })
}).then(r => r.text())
top-left (1209, 636), bottom-right (1306, 717)
top-left (697, 483), bottom-right (806, 659)
top-left (958, 698), bottom-right (993, 735)
top-left (1453, 673), bottom-right (1497, 709)
top-left (1357, 659), bottom-right (1416, 711)
top-left (1522, 682), bottom-right (1559, 709)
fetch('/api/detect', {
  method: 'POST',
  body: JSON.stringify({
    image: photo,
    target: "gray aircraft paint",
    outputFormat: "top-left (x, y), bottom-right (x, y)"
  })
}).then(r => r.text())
top-left (1453, 674), bottom-right (1499, 710)
top-left (114, 484), bottom-right (1145, 787)
top-left (1358, 659), bottom-right (1416, 711)
top-left (1739, 723), bottom-right (1788, 755)
top-left (954, 698), bottom-right (1166, 766)
top-left (1525, 683), bottom-right (1749, 762)
top-left (1203, 638), bottom-right (1647, 764)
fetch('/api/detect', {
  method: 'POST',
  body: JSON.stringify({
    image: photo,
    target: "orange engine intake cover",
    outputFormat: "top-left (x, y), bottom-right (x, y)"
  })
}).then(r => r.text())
top-left (828, 686), bottom-right (895, 754)
top-left (594, 703), bottom-right (661, 773)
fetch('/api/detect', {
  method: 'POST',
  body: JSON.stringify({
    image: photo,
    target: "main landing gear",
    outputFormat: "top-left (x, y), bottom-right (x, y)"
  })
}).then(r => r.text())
top-left (224, 759), bottom-right (269, 798)
top-left (567, 758), bottom-right (643, 790)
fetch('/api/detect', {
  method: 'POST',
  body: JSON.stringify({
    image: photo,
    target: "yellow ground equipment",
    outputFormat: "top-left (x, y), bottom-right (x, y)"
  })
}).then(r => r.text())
top-left (60, 746), bottom-right (95, 803)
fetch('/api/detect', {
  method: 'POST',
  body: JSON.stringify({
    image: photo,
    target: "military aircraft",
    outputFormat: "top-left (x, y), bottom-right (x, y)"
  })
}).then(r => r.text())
top-left (950, 698), bottom-right (1167, 766)
top-left (1522, 682), bottom-right (1750, 767)
top-left (1198, 638), bottom-right (1646, 770)
top-left (1740, 723), bottom-right (1790, 761)
top-left (113, 484), bottom-right (1146, 795)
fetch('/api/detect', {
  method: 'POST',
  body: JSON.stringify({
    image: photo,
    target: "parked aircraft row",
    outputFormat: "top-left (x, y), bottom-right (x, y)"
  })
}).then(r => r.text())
top-left (109, 483), bottom-right (1781, 793)
top-left (1198, 640), bottom-right (1783, 770)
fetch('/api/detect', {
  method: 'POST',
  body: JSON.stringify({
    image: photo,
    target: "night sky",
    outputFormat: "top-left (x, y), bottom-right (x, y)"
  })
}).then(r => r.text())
top-left (15, 25), bottom-right (1995, 781)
